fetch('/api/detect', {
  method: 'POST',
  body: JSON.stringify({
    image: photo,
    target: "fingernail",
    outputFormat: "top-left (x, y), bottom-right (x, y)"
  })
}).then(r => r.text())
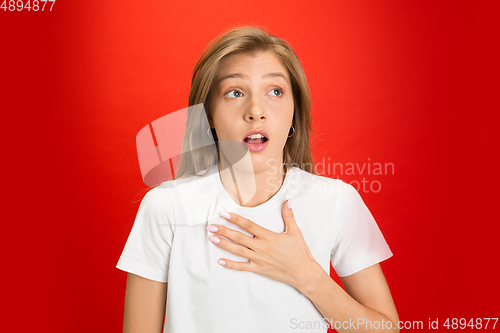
top-left (207, 225), bottom-right (218, 232)
top-left (217, 259), bottom-right (226, 266)
top-left (209, 235), bottom-right (221, 243)
top-left (287, 198), bottom-right (292, 210)
top-left (221, 212), bottom-right (231, 219)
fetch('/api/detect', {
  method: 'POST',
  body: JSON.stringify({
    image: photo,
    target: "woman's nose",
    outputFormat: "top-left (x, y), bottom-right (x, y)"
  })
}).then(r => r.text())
top-left (245, 96), bottom-right (267, 121)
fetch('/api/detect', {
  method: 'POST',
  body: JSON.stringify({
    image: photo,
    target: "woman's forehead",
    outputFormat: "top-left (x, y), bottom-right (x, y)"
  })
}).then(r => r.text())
top-left (215, 51), bottom-right (290, 84)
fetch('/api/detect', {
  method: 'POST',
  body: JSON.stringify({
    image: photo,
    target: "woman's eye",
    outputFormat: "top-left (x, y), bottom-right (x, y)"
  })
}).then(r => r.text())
top-left (226, 90), bottom-right (242, 98)
top-left (268, 88), bottom-right (284, 97)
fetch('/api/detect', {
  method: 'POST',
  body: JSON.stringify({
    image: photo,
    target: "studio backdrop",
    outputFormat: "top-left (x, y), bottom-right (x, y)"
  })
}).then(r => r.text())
top-left (2, 0), bottom-right (498, 332)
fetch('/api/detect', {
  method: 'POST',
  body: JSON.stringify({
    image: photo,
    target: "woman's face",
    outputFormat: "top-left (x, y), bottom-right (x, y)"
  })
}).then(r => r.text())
top-left (208, 51), bottom-right (294, 174)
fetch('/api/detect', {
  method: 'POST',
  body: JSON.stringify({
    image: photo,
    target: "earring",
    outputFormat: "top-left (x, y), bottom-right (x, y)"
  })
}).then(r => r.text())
top-left (207, 127), bottom-right (217, 139)
top-left (287, 125), bottom-right (295, 138)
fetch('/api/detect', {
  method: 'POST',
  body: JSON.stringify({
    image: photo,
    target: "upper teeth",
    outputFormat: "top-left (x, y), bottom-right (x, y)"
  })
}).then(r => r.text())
top-left (246, 134), bottom-right (265, 139)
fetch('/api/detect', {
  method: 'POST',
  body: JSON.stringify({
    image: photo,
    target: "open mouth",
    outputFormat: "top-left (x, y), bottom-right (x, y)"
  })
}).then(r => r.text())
top-left (242, 130), bottom-right (269, 152)
top-left (243, 133), bottom-right (268, 145)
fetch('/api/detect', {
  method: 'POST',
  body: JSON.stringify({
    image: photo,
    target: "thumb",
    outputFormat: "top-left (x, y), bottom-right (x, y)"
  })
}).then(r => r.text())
top-left (282, 198), bottom-right (298, 234)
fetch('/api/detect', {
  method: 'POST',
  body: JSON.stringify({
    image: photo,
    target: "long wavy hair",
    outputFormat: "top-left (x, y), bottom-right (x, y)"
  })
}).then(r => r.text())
top-left (175, 25), bottom-right (316, 179)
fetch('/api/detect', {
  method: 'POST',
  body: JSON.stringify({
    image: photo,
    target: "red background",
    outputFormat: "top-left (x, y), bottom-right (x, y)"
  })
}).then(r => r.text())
top-left (2, 0), bottom-right (498, 332)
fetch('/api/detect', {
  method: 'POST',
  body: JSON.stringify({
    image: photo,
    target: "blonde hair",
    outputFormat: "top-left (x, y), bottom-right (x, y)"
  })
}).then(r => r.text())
top-left (176, 25), bottom-right (316, 179)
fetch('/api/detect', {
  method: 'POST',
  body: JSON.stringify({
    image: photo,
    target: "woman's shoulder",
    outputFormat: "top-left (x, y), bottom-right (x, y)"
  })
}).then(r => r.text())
top-left (291, 166), bottom-right (355, 192)
top-left (136, 184), bottom-right (174, 217)
top-left (144, 168), bottom-right (216, 203)
top-left (290, 167), bottom-right (365, 214)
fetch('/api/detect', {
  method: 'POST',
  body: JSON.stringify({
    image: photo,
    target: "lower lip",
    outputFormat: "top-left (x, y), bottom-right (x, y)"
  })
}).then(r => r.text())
top-left (244, 140), bottom-right (269, 152)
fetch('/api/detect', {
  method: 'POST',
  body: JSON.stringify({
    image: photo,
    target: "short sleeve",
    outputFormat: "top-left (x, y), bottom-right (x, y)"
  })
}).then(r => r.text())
top-left (116, 186), bottom-right (174, 283)
top-left (330, 183), bottom-right (393, 277)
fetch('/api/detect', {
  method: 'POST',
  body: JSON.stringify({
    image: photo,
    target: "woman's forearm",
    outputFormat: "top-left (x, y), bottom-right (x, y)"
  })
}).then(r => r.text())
top-left (296, 264), bottom-right (399, 333)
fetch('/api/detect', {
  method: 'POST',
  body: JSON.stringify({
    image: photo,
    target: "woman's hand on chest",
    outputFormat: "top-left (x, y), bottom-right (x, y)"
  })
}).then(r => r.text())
top-left (206, 198), bottom-right (324, 291)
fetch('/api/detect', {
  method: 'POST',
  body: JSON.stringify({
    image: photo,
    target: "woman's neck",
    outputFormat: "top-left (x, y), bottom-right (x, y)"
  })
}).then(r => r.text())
top-left (218, 160), bottom-right (286, 208)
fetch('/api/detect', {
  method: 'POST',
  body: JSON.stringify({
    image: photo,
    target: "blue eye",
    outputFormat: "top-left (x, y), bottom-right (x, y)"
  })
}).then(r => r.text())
top-left (269, 88), bottom-right (284, 97)
top-left (226, 90), bottom-right (242, 98)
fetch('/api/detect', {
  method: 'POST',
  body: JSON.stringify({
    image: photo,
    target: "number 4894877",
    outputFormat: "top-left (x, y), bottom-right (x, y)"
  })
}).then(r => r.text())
top-left (1, 0), bottom-right (56, 11)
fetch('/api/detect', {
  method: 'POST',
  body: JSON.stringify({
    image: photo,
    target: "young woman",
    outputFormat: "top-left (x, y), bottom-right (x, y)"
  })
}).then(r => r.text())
top-left (117, 26), bottom-right (399, 333)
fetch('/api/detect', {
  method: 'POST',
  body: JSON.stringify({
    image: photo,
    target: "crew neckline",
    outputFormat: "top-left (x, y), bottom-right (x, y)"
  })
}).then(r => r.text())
top-left (210, 163), bottom-right (294, 212)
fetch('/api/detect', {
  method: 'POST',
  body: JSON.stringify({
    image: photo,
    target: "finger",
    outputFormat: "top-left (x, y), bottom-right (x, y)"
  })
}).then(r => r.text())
top-left (207, 224), bottom-right (257, 249)
top-left (282, 198), bottom-right (299, 234)
top-left (209, 235), bottom-right (256, 260)
top-left (217, 258), bottom-right (255, 272)
top-left (220, 211), bottom-right (270, 239)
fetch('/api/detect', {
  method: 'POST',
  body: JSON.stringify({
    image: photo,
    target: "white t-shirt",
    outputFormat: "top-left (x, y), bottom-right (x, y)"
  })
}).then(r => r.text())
top-left (116, 164), bottom-right (393, 333)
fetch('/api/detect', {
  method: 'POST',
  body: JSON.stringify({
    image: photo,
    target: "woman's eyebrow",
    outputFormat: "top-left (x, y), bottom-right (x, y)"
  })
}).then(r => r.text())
top-left (218, 72), bottom-right (290, 87)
